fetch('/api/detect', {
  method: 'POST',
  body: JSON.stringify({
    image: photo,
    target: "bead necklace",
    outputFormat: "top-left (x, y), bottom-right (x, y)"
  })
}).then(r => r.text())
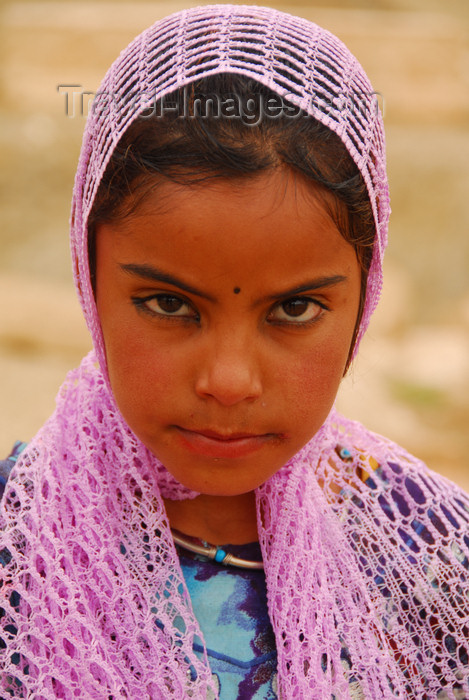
top-left (171, 528), bottom-right (264, 570)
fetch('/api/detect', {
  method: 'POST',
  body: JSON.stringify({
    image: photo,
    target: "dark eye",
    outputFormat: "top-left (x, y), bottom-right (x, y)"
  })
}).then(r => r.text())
top-left (268, 297), bottom-right (323, 324)
top-left (154, 295), bottom-right (186, 314)
top-left (135, 293), bottom-right (197, 318)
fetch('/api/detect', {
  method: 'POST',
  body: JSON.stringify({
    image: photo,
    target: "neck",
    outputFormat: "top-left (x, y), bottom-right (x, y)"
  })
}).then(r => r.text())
top-left (163, 491), bottom-right (258, 544)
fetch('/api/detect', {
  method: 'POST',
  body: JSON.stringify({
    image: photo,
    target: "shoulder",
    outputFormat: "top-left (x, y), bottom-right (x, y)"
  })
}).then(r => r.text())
top-left (321, 413), bottom-right (469, 567)
top-left (0, 441), bottom-right (28, 501)
top-left (355, 457), bottom-right (469, 553)
top-left (330, 411), bottom-right (469, 506)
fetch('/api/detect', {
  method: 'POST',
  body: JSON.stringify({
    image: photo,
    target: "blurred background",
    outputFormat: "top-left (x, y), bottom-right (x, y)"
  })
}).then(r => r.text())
top-left (0, 0), bottom-right (468, 489)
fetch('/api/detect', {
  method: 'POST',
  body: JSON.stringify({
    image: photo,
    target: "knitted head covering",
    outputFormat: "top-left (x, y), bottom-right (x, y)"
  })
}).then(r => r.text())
top-left (72, 4), bottom-right (388, 371)
top-left (1, 6), bottom-right (468, 699)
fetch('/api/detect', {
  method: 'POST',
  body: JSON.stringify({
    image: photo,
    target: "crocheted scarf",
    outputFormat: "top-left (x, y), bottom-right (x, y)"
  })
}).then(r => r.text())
top-left (1, 6), bottom-right (468, 698)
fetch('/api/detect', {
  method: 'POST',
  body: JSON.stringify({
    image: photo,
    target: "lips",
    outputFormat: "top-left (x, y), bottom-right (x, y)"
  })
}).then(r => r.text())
top-left (174, 426), bottom-right (278, 459)
top-left (190, 429), bottom-right (263, 441)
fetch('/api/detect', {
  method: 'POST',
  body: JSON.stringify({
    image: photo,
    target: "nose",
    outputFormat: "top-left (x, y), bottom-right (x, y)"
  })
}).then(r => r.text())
top-left (194, 329), bottom-right (263, 406)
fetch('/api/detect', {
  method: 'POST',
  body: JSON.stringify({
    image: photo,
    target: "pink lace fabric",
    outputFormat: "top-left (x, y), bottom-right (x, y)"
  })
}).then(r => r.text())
top-left (1, 5), bottom-right (468, 698)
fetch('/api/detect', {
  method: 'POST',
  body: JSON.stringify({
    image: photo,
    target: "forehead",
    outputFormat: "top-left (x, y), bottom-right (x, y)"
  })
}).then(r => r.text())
top-left (96, 169), bottom-right (358, 286)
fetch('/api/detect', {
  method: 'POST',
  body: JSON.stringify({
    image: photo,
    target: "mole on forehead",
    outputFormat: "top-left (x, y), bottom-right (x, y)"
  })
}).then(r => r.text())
top-left (233, 287), bottom-right (241, 294)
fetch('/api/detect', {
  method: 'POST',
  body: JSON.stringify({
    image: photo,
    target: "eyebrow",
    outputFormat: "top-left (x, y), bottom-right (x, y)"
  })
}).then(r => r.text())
top-left (121, 264), bottom-right (347, 303)
top-left (263, 275), bottom-right (348, 302)
top-left (120, 263), bottom-right (215, 301)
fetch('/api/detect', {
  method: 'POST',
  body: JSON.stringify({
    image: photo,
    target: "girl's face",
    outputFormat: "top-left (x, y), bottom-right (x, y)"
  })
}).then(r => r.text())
top-left (96, 169), bottom-right (361, 496)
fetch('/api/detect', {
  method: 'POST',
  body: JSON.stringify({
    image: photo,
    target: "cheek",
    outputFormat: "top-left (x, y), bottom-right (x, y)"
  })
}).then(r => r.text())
top-left (105, 329), bottom-right (182, 423)
top-left (278, 333), bottom-right (350, 424)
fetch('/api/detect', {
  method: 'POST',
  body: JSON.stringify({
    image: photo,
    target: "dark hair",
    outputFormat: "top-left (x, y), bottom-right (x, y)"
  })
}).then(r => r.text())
top-left (89, 75), bottom-right (375, 365)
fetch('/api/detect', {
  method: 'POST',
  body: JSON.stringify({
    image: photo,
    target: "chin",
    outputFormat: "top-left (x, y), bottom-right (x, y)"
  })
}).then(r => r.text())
top-left (168, 465), bottom-right (269, 498)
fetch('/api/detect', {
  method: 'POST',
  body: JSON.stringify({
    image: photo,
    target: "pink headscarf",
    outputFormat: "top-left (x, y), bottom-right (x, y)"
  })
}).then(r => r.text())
top-left (1, 6), bottom-right (468, 698)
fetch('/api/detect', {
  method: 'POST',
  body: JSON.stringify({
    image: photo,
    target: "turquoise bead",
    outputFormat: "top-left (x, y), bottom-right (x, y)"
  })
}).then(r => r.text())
top-left (214, 548), bottom-right (227, 563)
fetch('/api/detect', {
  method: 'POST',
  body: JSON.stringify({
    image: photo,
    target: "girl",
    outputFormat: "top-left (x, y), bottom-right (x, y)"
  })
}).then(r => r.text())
top-left (1, 5), bottom-right (468, 698)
